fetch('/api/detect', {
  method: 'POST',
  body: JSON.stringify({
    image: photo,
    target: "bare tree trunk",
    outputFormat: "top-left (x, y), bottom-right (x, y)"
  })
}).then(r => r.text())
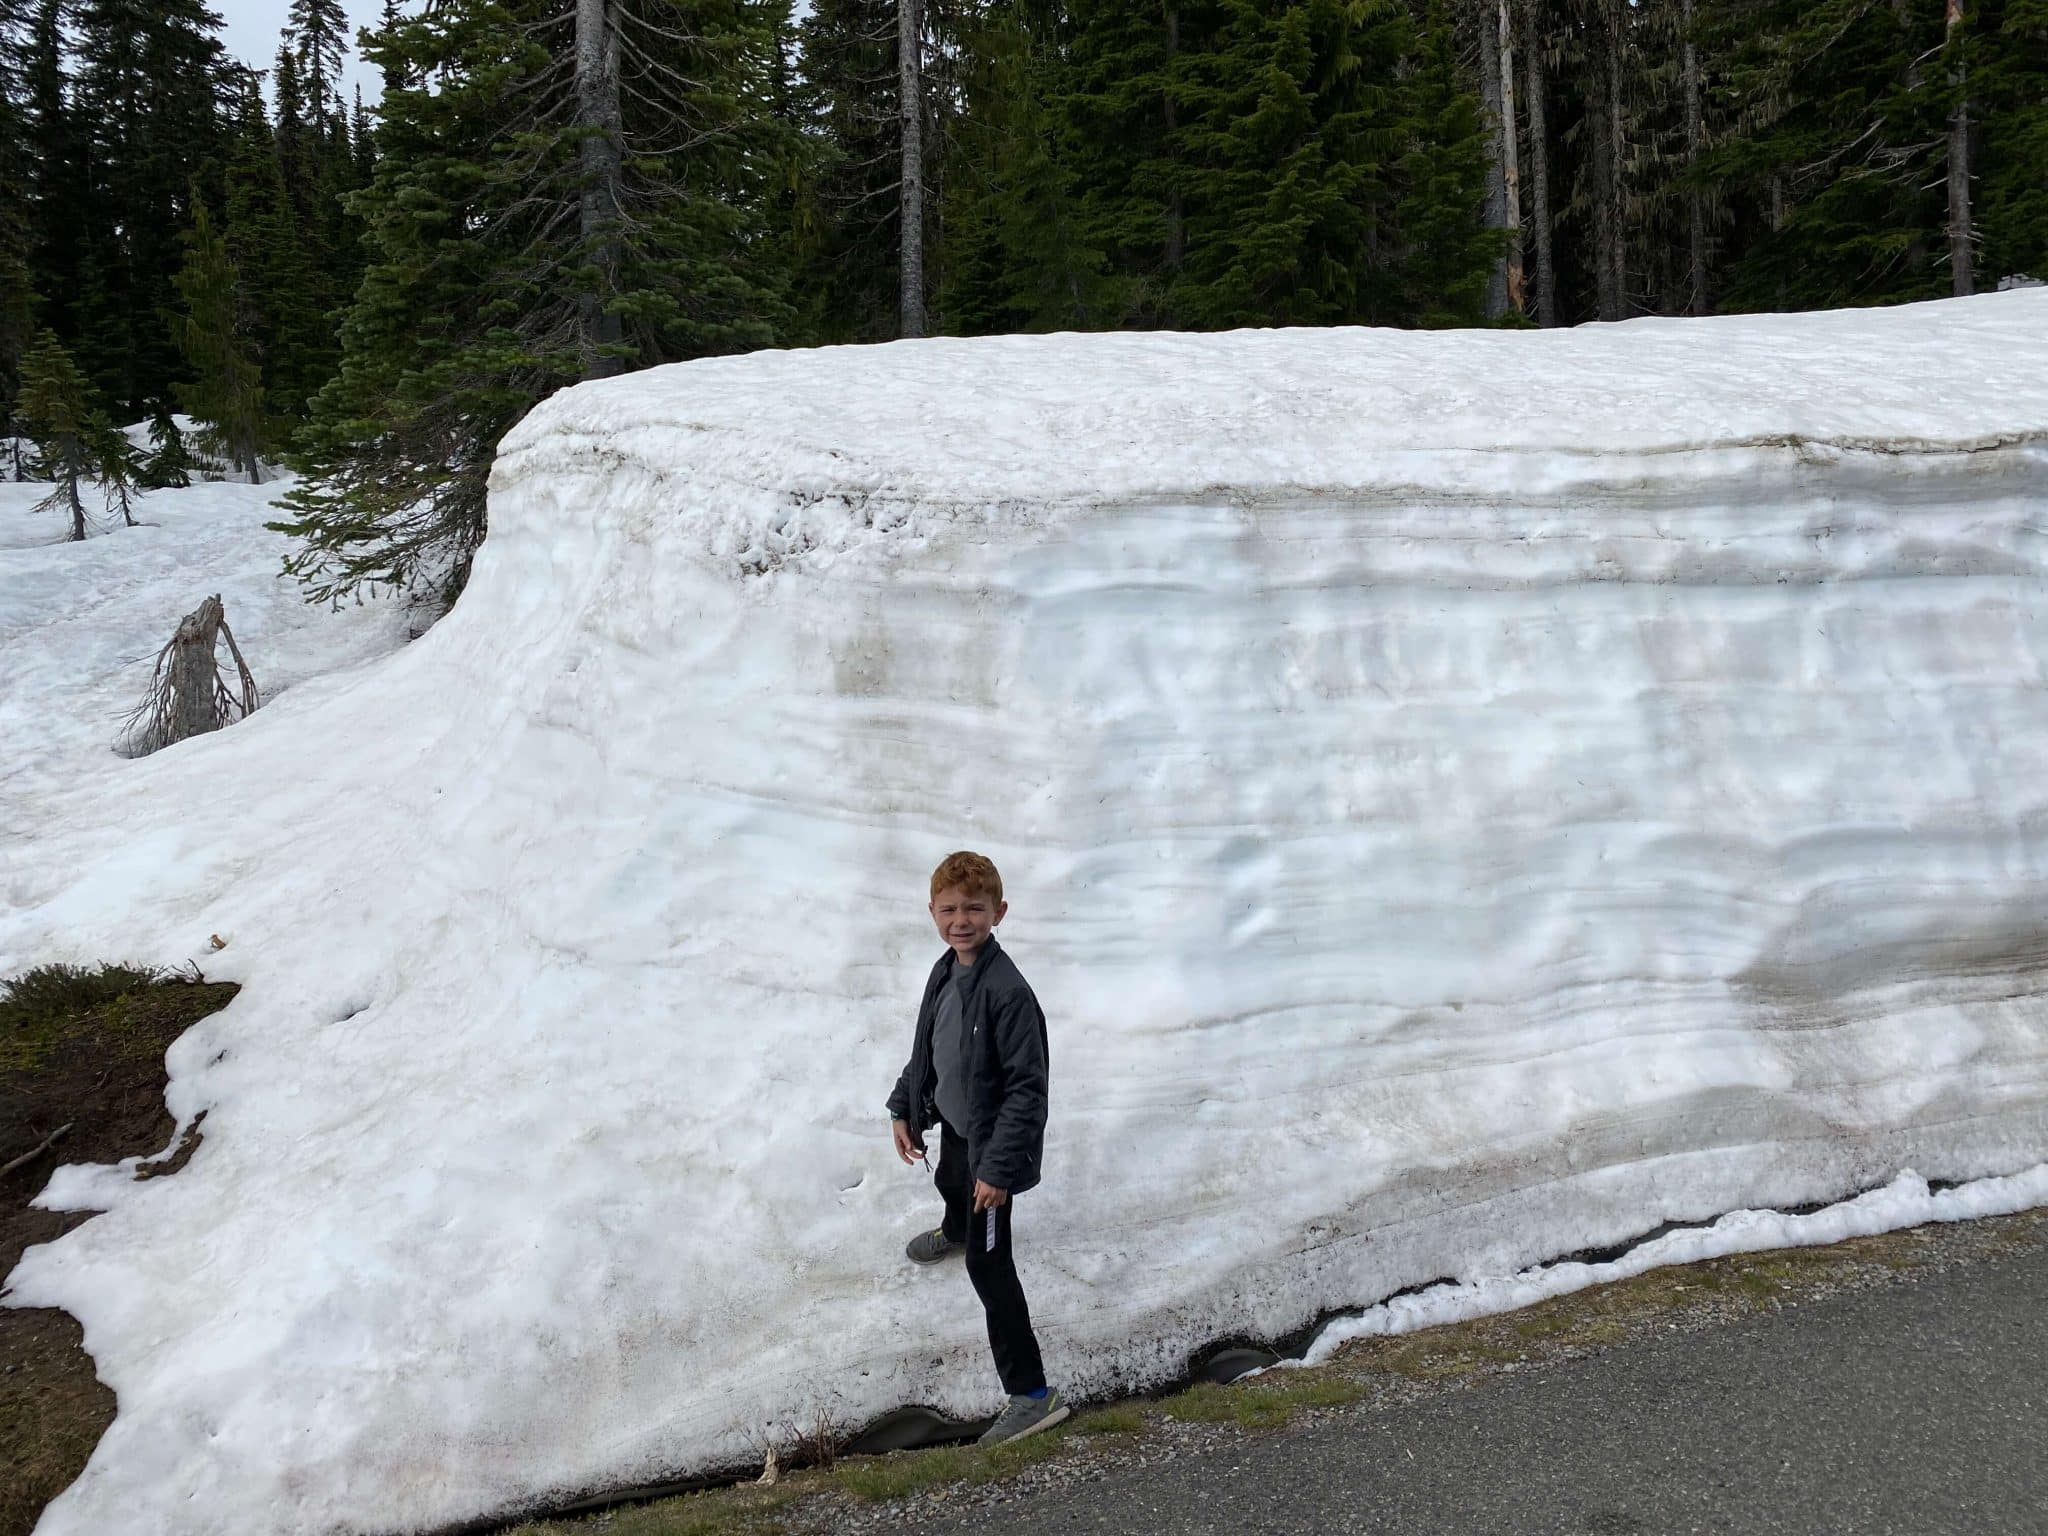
top-left (1682, 0), bottom-right (1707, 314)
top-left (1604, 2), bottom-right (1626, 318)
top-left (170, 602), bottom-right (223, 742)
top-left (217, 416), bottom-right (264, 485)
top-left (576, 0), bottom-right (624, 377)
top-left (899, 0), bottom-right (925, 338)
top-left (1523, 0), bottom-right (1555, 325)
top-left (1498, 0), bottom-right (1524, 314)
top-left (1892, 0), bottom-right (1931, 285)
top-left (1770, 170), bottom-right (1788, 309)
top-left (1947, 0), bottom-right (1973, 297)
top-left (1163, 3), bottom-right (1185, 274)
top-left (1588, 5), bottom-right (1619, 320)
top-left (1476, 0), bottom-right (1509, 318)
top-left (64, 469), bottom-right (86, 541)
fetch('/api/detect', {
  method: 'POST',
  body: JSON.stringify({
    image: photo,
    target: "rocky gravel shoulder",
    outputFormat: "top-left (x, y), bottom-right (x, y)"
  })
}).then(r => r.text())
top-left (504, 1202), bottom-right (2048, 1536)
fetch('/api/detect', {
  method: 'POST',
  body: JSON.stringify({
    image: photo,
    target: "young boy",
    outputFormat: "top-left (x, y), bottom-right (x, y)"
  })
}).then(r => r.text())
top-left (886, 850), bottom-right (1065, 1445)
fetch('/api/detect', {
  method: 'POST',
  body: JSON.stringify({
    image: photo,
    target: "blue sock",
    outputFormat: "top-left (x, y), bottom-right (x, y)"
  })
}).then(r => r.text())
top-left (1026, 1386), bottom-right (1048, 1400)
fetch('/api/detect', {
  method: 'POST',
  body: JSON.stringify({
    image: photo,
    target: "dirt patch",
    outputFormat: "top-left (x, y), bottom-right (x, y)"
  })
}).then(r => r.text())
top-left (0, 971), bottom-right (238, 1536)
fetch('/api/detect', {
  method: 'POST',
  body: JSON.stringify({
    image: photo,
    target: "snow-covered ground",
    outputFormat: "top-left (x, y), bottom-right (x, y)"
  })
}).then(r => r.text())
top-left (5, 293), bottom-right (2048, 1536)
top-left (0, 472), bottom-right (414, 855)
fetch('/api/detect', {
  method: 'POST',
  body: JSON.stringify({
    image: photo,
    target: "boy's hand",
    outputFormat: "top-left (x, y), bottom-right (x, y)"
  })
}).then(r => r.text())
top-left (891, 1119), bottom-right (925, 1165)
top-left (972, 1180), bottom-right (1008, 1212)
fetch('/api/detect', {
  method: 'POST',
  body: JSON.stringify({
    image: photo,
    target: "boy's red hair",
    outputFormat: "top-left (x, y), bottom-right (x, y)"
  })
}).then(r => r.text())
top-left (930, 850), bottom-right (1003, 905)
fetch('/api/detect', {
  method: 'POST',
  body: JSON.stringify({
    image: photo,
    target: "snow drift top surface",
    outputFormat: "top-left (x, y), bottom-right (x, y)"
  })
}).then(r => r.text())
top-left (495, 294), bottom-right (2048, 574)
top-left (6, 293), bottom-right (2048, 1536)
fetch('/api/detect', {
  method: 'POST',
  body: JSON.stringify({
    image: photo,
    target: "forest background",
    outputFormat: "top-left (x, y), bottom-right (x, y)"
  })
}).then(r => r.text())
top-left (1, 0), bottom-right (2043, 607)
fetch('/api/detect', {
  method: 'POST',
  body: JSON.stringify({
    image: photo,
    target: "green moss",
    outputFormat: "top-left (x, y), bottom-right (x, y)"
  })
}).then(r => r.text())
top-left (0, 962), bottom-right (170, 1024)
top-left (834, 1422), bottom-right (1075, 1503)
top-left (502, 1482), bottom-right (799, 1536)
top-left (1158, 1382), bottom-right (1240, 1424)
top-left (1073, 1404), bottom-right (1145, 1436)
top-left (1160, 1371), bottom-right (1369, 1428)
top-left (0, 963), bottom-right (226, 1074)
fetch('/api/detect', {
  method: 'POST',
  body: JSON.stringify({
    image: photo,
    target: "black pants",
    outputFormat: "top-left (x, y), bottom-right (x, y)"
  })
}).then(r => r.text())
top-left (934, 1117), bottom-right (1047, 1397)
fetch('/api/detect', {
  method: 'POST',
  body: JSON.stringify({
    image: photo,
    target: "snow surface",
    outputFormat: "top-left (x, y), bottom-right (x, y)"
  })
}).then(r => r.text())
top-left (5, 292), bottom-right (2048, 1536)
top-left (1286, 1163), bottom-right (2048, 1367)
top-left (0, 474), bottom-right (414, 853)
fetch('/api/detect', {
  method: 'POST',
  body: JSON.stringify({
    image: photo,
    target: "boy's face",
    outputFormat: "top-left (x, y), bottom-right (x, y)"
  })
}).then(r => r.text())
top-left (930, 883), bottom-right (1006, 962)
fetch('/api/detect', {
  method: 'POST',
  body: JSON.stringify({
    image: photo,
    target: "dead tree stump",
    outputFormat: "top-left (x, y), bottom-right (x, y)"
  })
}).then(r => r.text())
top-left (122, 594), bottom-right (261, 756)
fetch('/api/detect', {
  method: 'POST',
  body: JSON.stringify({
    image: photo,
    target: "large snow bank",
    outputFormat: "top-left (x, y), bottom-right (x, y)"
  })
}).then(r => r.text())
top-left (6, 293), bottom-right (2048, 1536)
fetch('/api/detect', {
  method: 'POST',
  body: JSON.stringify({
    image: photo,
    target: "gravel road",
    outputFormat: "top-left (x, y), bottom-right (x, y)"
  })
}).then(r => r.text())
top-left (898, 1232), bottom-right (2047, 1536)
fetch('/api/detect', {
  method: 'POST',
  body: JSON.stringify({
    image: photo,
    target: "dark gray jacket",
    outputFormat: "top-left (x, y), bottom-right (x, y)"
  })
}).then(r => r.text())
top-left (885, 933), bottom-right (1050, 1195)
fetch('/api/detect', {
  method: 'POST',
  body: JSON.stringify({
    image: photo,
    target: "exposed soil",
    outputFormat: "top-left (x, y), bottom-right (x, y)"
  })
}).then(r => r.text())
top-left (0, 976), bottom-right (238, 1536)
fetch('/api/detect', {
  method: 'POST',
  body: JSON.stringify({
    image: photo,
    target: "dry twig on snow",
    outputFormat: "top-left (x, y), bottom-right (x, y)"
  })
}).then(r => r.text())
top-left (2, 1121), bottom-right (75, 1178)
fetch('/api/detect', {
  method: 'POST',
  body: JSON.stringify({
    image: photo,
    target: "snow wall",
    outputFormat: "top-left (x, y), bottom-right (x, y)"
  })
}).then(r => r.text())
top-left (7, 292), bottom-right (2048, 1536)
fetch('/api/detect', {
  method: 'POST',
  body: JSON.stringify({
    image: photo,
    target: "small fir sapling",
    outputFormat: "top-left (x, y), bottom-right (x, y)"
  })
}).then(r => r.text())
top-left (16, 329), bottom-right (99, 541)
top-left (89, 412), bottom-right (145, 526)
top-left (144, 405), bottom-right (193, 488)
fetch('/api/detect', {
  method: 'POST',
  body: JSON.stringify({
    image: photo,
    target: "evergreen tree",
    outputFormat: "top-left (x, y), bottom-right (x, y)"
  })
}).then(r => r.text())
top-left (1391, 0), bottom-right (1503, 324)
top-left (87, 407), bottom-right (143, 524)
top-left (170, 195), bottom-right (267, 482)
top-left (938, 1), bottom-right (1116, 333)
top-left (269, 15), bottom-right (367, 396)
top-left (1975, 0), bottom-right (2048, 283)
top-left (286, 0), bottom-right (347, 126)
top-left (351, 85), bottom-right (375, 186)
top-left (21, 0), bottom-right (84, 348)
top-left (1047, 0), bottom-right (1499, 329)
top-left (795, 0), bottom-right (911, 340)
top-left (1056, 0), bottom-right (1202, 325)
top-left (17, 329), bottom-right (100, 539)
top-left (70, 0), bottom-right (227, 414)
top-left (1171, 0), bottom-right (1404, 328)
top-left (275, 0), bottom-right (798, 607)
top-left (0, 0), bottom-right (37, 427)
top-left (315, 79), bottom-right (367, 344)
top-left (223, 64), bottom-right (329, 418)
top-left (1697, 0), bottom-right (1956, 309)
top-left (143, 401), bottom-right (193, 487)
top-left (273, 43), bottom-right (310, 225)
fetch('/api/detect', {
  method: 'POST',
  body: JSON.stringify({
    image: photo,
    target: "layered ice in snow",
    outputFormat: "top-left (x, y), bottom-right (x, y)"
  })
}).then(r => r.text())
top-left (4, 292), bottom-right (2048, 1535)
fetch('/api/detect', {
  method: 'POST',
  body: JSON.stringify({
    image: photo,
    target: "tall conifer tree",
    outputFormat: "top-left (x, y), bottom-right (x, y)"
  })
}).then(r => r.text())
top-left (171, 195), bottom-right (267, 482)
top-left (796, 0), bottom-right (911, 340)
top-left (71, 0), bottom-right (226, 413)
top-left (1973, 0), bottom-right (2048, 284)
top-left (275, 0), bottom-right (797, 606)
top-left (223, 64), bottom-right (329, 418)
top-left (286, 0), bottom-right (347, 126)
top-left (0, 0), bottom-right (38, 421)
top-left (1057, 0), bottom-right (1200, 325)
top-left (22, 0), bottom-right (85, 348)
top-left (939, 1), bottom-right (1116, 333)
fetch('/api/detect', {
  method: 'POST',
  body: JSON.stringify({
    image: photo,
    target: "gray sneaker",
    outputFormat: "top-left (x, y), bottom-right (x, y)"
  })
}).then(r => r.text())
top-left (905, 1227), bottom-right (963, 1264)
top-left (977, 1388), bottom-right (1069, 1447)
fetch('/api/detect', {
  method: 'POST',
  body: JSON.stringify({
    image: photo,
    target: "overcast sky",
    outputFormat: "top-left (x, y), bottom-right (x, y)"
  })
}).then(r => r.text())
top-left (212, 0), bottom-right (386, 109)
top-left (208, 1), bottom-right (814, 114)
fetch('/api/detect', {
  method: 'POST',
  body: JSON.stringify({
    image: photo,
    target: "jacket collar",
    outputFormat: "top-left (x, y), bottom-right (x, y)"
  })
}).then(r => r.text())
top-left (941, 932), bottom-right (1003, 993)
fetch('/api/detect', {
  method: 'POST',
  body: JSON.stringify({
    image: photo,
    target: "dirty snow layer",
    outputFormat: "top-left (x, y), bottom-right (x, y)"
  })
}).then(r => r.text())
top-left (5, 293), bottom-right (2048, 1536)
top-left (1291, 1163), bottom-right (2048, 1366)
